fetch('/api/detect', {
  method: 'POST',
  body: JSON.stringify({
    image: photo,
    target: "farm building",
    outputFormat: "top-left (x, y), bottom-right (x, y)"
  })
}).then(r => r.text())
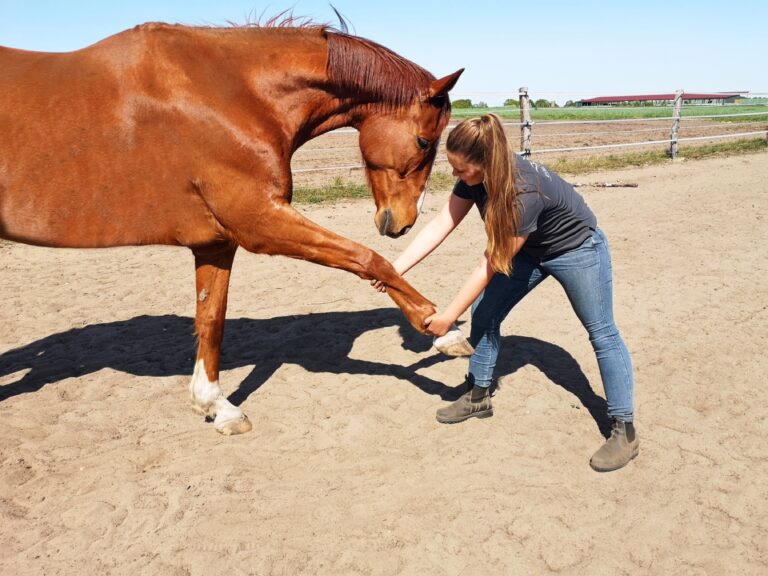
top-left (578, 92), bottom-right (746, 106)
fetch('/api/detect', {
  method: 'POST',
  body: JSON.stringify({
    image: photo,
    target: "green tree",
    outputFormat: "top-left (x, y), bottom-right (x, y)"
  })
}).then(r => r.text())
top-left (452, 98), bottom-right (473, 109)
top-left (503, 98), bottom-right (520, 107)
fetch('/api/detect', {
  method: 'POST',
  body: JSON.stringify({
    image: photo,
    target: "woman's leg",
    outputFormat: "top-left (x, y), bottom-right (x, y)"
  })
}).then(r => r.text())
top-left (543, 229), bottom-right (634, 420)
top-left (543, 228), bottom-right (637, 471)
top-left (436, 251), bottom-right (546, 424)
top-left (468, 251), bottom-right (547, 389)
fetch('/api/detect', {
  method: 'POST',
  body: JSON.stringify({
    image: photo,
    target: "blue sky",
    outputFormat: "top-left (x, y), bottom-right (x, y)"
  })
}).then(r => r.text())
top-left (1, 1), bottom-right (764, 105)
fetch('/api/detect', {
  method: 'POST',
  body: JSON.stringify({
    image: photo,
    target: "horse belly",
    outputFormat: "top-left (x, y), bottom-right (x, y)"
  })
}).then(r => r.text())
top-left (0, 177), bottom-right (223, 249)
top-left (0, 108), bottom-right (222, 248)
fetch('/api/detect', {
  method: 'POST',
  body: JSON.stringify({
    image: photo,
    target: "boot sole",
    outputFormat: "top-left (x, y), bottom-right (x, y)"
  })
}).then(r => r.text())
top-left (436, 408), bottom-right (493, 424)
top-left (589, 446), bottom-right (639, 473)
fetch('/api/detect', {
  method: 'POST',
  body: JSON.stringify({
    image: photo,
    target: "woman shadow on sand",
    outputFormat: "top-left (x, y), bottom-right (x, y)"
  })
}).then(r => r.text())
top-left (0, 310), bottom-right (610, 436)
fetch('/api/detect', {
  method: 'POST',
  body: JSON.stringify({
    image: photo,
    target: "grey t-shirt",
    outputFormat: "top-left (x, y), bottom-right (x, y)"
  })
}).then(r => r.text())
top-left (452, 154), bottom-right (597, 258)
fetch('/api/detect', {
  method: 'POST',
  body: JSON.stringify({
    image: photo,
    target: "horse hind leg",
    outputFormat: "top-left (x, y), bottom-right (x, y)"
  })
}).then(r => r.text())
top-left (189, 246), bottom-right (252, 435)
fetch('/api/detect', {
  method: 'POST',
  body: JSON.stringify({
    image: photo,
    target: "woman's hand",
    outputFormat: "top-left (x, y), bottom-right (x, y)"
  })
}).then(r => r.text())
top-left (370, 278), bottom-right (387, 293)
top-left (424, 311), bottom-right (455, 337)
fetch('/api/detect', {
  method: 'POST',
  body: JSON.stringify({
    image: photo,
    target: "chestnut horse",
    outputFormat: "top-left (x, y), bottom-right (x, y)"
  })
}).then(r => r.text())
top-left (0, 22), bottom-right (462, 434)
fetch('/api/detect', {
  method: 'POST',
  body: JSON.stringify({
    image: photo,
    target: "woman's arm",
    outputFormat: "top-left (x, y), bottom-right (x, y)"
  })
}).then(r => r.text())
top-left (425, 235), bottom-right (528, 336)
top-left (373, 194), bottom-right (474, 291)
top-left (395, 193), bottom-right (474, 274)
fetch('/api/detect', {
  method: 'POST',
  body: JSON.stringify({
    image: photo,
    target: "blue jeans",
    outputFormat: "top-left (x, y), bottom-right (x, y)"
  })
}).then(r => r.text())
top-left (468, 228), bottom-right (634, 421)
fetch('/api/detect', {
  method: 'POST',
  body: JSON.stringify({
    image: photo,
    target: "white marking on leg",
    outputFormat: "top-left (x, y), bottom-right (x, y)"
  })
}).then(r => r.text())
top-left (189, 360), bottom-right (244, 430)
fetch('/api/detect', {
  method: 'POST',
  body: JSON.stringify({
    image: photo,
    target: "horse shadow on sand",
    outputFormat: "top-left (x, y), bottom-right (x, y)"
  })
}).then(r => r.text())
top-left (0, 308), bottom-right (611, 436)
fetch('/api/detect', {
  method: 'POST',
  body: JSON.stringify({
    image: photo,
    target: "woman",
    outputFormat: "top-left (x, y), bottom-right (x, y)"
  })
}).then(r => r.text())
top-left (374, 114), bottom-right (638, 472)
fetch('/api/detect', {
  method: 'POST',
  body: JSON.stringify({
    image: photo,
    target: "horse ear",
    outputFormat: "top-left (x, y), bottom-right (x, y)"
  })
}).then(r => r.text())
top-left (428, 69), bottom-right (464, 98)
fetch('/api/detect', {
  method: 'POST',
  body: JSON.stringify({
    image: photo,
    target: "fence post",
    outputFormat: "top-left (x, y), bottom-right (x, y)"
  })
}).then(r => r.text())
top-left (519, 87), bottom-right (532, 157)
top-left (669, 89), bottom-right (683, 159)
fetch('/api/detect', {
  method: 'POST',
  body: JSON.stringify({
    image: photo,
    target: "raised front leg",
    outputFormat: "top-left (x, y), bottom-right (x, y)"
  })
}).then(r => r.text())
top-left (189, 246), bottom-right (252, 435)
top-left (239, 202), bottom-right (436, 332)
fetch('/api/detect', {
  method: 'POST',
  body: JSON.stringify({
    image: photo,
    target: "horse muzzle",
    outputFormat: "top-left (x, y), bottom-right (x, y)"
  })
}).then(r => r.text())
top-left (376, 208), bottom-right (413, 238)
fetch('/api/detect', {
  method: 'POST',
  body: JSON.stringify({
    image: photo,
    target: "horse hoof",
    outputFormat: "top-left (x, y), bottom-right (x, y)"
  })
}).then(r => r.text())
top-left (216, 415), bottom-right (253, 436)
top-left (433, 325), bottom-right (475, 357)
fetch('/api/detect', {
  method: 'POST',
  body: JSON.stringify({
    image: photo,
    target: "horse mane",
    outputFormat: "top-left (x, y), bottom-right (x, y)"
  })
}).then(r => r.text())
top-left (231, 12), bottom-right (437, 109)
top-left (229, 9), bottom-right (327, 30)
top-left (325, 32), bottom-right (441, 111)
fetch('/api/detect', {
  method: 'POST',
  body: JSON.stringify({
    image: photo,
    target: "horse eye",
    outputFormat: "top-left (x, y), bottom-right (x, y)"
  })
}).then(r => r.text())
top-left (416, 136), bottom-right (430, 150)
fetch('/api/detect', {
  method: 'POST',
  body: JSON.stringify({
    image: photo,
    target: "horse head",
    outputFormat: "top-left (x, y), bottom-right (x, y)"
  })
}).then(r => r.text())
top-left (358, 69), bottom-right (463, 238)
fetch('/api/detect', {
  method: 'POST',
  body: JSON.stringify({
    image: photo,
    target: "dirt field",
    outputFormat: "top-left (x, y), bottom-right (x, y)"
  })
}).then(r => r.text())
top-left (1, 152), bottom-right (767, 575)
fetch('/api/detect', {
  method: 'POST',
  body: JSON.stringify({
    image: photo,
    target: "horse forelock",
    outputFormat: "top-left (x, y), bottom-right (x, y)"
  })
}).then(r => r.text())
top-left (326, 32), bottom-right (443, 113)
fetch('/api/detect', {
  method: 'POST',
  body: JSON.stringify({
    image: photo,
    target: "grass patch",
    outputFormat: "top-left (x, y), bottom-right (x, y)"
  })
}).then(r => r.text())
top-left (427, 171), bottom-right (457, 190)
top-left (545, 150), bottom-right (670, 175)
top-left (292, 172), bottom-right (458, 204)
top-left (679, 137), bottom-right (767, 159)
top-left (545, 138), bottom-right (767, 175)
top-left (292, 177), bottom-right (371, 204)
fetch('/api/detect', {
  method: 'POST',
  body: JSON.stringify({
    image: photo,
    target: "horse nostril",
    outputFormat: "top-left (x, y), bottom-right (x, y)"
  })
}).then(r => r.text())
top-left (386, 224), bottom-right (411, 239)
top-left (377, 209), bottom-right (392, 236)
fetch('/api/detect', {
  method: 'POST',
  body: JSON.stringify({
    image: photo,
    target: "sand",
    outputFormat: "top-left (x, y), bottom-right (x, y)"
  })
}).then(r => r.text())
top-left (1, 152), bottom-right (767, 575)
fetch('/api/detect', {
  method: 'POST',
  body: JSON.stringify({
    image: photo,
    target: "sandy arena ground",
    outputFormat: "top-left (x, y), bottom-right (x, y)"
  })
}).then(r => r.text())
top-left (1, 152), bottom-right (767, 575)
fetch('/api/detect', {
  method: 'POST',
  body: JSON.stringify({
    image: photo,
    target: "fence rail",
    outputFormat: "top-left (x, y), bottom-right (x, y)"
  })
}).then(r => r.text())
top-left (521, 131), bottom-right (768, 155)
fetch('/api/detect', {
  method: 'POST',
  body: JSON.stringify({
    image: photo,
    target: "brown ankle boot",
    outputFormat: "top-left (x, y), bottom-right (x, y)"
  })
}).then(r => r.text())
top-left (436, 385), bottom-right (493, 424)
top-left (589, 418), bottom-right (639, 472)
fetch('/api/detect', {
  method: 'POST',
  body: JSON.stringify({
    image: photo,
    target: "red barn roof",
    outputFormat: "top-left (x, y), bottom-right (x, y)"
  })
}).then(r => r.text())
top-left (580, 92), bottom-right (744, 104)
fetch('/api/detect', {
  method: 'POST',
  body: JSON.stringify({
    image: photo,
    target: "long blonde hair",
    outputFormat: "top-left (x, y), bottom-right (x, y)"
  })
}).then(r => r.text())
top-left (446, 114), bottom-right (518, 275)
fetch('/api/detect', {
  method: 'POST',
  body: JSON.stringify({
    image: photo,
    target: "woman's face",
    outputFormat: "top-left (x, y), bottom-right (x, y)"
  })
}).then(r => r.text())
top-left (447, 151), bottom-right (484, 186)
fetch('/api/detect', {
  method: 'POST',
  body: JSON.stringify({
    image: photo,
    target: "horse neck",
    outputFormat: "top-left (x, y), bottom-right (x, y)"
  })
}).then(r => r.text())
top-left (138, 26), bottom-right (424, 152)
top-left (286, 94), bottom-right (364, 149)
top-left (202, 29), bottom-right (362, 150)
top-left (273, 60), bottom-right (368, 149)
top-left (273, 30), bottom-right (433, 149)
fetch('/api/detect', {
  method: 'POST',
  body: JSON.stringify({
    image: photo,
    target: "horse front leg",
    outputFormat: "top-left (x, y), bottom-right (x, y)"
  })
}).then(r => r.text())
top-left (189, 246), bottom-right (252, 435)
top-left (240, 203), bottom-right (436, 333)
